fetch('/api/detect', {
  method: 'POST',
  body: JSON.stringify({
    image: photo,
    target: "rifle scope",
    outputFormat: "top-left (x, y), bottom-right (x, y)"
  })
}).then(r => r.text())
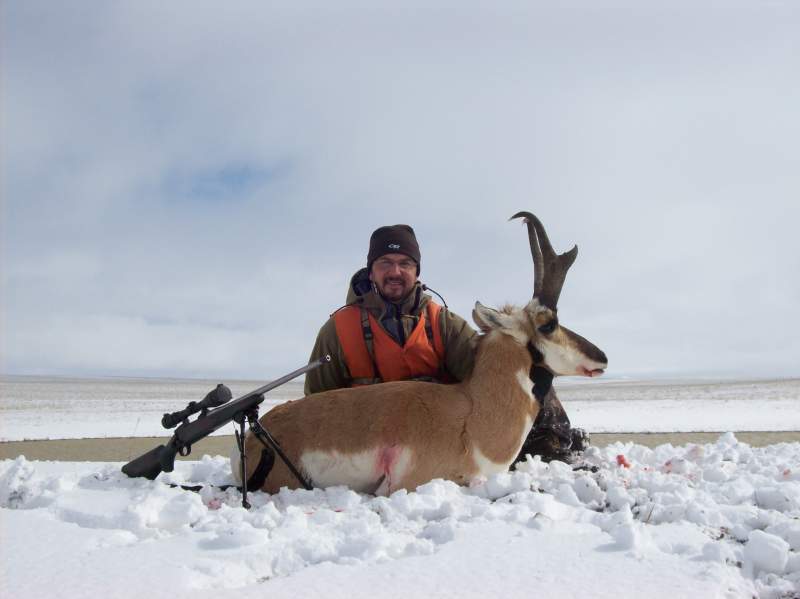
top-left (161, 383), bottom-right (233, 429)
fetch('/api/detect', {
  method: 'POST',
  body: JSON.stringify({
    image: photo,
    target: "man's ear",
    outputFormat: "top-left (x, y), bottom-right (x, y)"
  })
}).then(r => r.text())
top-left (472, 302), bottom-right (510, 333)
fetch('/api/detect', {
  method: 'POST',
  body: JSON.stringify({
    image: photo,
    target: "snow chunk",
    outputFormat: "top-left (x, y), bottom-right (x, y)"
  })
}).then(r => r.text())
top-left (755, 485), bottom-right (799, 512)
top-left (766, 521), bottom-right (800, 551)
top-left (572, 474), bottom-right (604, 508)
top-left (606, 483), bottom-right (634, 511)
top-left (701, 540), bottom-right (737, 565)
top-left (605, 508), bottom-right (652, 554)
top-left (125, 486), bottom-right (207, 533)
top-left (744, 530), bottom-right (790, 576)
top-left (421, 520), bottom-right (457, 544)
top-left (0, 456), bottom-right (37, 508)
top-left (555, 483), bottom-right (582, 507)
top-left (157, 492), bottom-right (208, 531)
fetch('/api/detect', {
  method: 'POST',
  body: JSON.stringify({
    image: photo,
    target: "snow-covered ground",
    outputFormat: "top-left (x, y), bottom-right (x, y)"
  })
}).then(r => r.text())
top-left (2, 376), bottom-right (799, 597)
top-left (2, 376), bottom-right (799, 440)
top-left (2, 434), bottom-right (799, 598)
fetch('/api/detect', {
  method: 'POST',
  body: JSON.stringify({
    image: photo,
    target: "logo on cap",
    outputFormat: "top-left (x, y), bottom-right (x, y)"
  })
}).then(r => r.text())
top-left (388, 243), bottom-right (400, 249)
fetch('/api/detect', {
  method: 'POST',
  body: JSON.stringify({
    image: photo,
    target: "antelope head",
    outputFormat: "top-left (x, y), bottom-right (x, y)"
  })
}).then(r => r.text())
top-left (473, 212), bottom-right (607, 378)
top-left (515, 210), bottom-right (607, 377)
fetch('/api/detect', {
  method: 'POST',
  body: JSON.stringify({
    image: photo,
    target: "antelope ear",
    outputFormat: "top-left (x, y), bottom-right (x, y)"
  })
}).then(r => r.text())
top-left (472, 302), bottom-right (511, 333)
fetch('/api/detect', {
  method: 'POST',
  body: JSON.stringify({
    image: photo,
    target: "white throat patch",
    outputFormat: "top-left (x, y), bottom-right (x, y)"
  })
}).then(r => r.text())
top-left (516, 369), bottom-right (535, 408)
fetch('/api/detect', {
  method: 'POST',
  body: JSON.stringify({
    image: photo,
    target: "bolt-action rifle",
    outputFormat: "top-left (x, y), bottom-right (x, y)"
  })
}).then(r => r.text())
top-left (121, 355), bottom-right (330, 507)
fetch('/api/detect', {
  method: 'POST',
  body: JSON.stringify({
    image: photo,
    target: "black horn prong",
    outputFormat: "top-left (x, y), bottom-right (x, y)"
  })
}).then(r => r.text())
top-left (543, 243), bottom-right (578, 308)
top-left (511, 211), bottom-right (578, 310)
top-left (510, 211), bottom-right (544, 299)
top-left (527, 214), bottom-right (558, 262)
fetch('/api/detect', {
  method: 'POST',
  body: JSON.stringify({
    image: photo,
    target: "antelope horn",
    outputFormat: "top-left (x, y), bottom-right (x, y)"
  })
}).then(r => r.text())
top-left (509, 211), bottom-right (544, 298)
top-left (510, 211), bottom-right (578, 309)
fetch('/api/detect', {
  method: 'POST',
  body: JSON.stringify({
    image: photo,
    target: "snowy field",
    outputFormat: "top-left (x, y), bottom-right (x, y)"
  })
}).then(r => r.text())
top-left (2, 435), bottom-right (800, 598)
top-left (2, 375), bottom-right (799, 441)
top-left (2, 376), bottom-right (799, 598)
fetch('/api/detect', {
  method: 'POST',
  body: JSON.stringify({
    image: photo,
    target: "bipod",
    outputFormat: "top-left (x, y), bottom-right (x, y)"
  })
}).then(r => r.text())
top-left (233, 402), bottom-right (313, 509)
top-left (233, 410), bottom-right (252, 509)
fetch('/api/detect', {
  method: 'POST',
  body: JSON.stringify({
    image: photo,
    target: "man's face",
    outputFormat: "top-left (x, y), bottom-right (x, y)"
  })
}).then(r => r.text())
top-left (369, 253), bottom-right (418, 302)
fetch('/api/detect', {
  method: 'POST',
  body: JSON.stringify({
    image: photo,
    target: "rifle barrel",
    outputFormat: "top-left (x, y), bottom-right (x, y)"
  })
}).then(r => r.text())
top-left (248, 354), bottom-right (331, 397)
top-left (174, 354), bottom-right (332, 443)
top-left (121, 355), bottom-right (331, 480)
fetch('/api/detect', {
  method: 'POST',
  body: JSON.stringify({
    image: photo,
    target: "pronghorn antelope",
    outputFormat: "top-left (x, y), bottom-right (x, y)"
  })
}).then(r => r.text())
top-left (237, 212), bottom-right (608, 495)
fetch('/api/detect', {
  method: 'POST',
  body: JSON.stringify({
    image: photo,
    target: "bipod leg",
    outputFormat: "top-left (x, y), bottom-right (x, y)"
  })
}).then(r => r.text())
top-left (247, 413), bottom-right (313, 491)
top-left (234, 413), bottom-right (251, 509)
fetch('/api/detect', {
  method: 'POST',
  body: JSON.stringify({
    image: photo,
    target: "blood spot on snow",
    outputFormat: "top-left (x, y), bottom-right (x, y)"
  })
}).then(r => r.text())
top-left (616, 454), bottom-right (631, 468)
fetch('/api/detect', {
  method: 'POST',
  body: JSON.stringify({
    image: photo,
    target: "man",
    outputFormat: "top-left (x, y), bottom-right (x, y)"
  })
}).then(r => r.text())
top-left (304, 224), bottom-right (475, 392)
top-left (305, 224), bottom-right (586, 462)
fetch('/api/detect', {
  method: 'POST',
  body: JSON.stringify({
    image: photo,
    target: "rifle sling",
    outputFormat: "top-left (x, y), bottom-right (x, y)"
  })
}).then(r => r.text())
top-left (246, 447), bottom-right (275, 491)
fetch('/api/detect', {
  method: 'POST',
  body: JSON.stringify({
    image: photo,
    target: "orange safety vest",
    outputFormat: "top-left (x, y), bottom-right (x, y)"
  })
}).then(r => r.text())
top-left (334, 302), bottom-right (447, 385)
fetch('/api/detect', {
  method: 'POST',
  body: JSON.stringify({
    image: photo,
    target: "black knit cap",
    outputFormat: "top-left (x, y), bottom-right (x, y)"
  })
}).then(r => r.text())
top-left (367, 224), bottom-right (421, 274)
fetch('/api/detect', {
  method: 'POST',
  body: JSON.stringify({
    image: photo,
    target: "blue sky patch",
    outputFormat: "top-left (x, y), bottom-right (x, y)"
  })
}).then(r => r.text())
top-left (163, 161), bottom-right (290, 202)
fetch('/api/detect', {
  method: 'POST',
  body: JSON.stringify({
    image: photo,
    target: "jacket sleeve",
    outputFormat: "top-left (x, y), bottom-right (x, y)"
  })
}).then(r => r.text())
top-left (439, 307), bottom-right (478, 382)
top-left (304, 317), bottom-right (351, 396)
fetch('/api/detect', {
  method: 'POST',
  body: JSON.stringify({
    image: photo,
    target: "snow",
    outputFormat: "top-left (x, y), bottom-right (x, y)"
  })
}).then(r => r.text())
top-left (745, 530), bottom-right (791, 577)
top-left (2, 377), bottom-right (799, 597)
top-left (2, 377), bottom-right (799, 440)
top-left (0, 376), bottom-right (299, 441)
top-left (3, 434), bottom-right (800, 598)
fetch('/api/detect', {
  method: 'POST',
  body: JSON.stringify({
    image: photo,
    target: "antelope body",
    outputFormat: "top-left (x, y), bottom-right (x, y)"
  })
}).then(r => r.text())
top-left (238, 212), bottom-right (607, 495)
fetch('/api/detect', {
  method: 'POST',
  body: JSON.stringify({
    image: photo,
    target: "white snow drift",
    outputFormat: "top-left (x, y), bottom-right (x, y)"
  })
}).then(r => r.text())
top-left (2, 433), bottom-right (799, 598)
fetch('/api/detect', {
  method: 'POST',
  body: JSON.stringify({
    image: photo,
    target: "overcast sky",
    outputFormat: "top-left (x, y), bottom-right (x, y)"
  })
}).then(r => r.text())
top-left (2, 1), bottom-right (798, 381)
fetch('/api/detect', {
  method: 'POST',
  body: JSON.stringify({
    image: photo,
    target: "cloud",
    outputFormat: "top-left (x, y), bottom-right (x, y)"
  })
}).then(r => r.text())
top-left (3, 1), bottom-right (799, 379)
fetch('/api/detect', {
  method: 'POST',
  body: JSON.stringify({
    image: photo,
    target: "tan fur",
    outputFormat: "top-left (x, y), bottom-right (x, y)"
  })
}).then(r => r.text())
top-left (242, 321), bottom-right (539, 495)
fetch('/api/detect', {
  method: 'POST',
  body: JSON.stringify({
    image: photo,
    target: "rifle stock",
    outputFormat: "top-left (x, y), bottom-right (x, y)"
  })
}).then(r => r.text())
top-left (121, 444), bottom-right (168, 480)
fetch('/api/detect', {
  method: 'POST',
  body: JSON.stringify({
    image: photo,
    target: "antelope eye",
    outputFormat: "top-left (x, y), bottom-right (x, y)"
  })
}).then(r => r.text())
top-left (538, 320), bottom-right (557, 335)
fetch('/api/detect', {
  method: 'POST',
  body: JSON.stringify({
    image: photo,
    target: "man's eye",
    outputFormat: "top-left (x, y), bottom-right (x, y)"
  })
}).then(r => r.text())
top-left (538, 320), bottom-right (557, 334)
top-left (377, 259), bottom-right (415, 271)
